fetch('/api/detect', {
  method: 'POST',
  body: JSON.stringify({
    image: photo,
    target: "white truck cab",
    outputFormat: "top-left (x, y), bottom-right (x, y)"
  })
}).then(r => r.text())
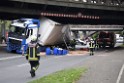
top-left (7, 18), bottom-right (39, 53)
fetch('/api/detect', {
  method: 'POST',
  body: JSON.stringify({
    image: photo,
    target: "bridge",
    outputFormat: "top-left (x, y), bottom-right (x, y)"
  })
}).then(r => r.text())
top-left (69, 24), bottom-right (124, 38)
top-left (0, 0), bottom-right (124, 24)
top-left (69, 25), bottom-right (124, 31)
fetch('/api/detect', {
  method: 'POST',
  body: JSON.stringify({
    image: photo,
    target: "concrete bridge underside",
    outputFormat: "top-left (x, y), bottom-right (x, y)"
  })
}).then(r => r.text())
top-left (0, 0), bottom-right (124, 24)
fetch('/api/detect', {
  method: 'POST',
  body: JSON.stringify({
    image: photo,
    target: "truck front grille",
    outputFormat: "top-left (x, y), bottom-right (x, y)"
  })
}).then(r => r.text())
top-left (9, 39), bottom-right (21, 45)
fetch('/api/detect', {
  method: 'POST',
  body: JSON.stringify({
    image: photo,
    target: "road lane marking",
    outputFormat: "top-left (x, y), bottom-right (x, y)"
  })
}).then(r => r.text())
top-left (54, 56), bottom-right (63, 58)
top-left (17, 56), bottom-right (64, 67)
top-left (0, 56), bottom-right (23, 61)
top-left (16, 56), bottom-right (60, 67)
top-left (17, 63), bottom-right (29, 67)
top-left (116, 64), bottom-right (124, 83)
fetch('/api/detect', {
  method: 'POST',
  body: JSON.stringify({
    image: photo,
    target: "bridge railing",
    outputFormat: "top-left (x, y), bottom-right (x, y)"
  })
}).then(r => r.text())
top-left (69, 25), bottom-right (124, 28)
top-left (52, 0), bottom-right (124, 6)
top-left (69, 25), bottom-right (124, 31)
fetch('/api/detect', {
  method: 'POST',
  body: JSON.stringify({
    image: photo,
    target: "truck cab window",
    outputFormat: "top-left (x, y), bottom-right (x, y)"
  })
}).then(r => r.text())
top-left (10, 26), bottom-right (25, 35)
top-left (10, 26), bottom-right (15, 32)
top-left (30, 29), bottom-right (33, 35)
top-left (26, 29), bottom-right (30, 38)
top-left (26, 29), bottom-right (33, 38)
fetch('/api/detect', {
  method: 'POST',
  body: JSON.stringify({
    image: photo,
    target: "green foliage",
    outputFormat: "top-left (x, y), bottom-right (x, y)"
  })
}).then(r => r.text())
top-left (29, 67), bottom-right (87, 83)
top-left (120, 44), bottom-right (124, 47)
top-left (115, 31), bottom-right (124, 36)
top-left (92, 32), bottom-right (98, 39)
top-left (6, 21), bottom-right (11, 31)
top-left (69, 39), bottom-right (76, 50)
top-left (0, 20), bottom-right (11, 32)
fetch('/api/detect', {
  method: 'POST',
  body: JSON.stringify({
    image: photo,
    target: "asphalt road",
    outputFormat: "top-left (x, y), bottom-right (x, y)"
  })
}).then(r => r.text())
top-left (77, 44), bottom-right (124, 83)
top-left (0, 43), bottom-right (124, 83)
top-left (0, 47), bottom-right (90, 83)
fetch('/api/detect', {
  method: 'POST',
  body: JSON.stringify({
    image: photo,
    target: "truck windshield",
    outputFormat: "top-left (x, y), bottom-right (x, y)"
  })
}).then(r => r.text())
top-left (10, 26), bottom-right (25, 36)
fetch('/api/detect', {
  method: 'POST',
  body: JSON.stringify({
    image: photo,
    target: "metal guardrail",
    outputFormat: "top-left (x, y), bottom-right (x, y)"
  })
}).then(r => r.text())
top-left (69, 25), bottom-right (124, 31)
top-left (70, 25), bottom-right (124, 28)
top-left (12, 0), bottom-right (124, 7)
top-left (53, 0), bottom-right (124, 7)
top-left (10, 0), bottom-right (124, 11)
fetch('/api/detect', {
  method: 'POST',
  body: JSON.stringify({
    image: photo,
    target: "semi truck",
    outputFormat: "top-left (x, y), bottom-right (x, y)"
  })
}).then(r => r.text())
top-left (7, 17), bottom-right (71, 53)
top-left (97, 31), bottom-right (116, 48)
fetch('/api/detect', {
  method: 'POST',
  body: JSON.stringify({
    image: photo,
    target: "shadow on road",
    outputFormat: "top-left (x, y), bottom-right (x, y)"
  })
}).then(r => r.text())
top-left (97, 46), bottom-right (124, 53)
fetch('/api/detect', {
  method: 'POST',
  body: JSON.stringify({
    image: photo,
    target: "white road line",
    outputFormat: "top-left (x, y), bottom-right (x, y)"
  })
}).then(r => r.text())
top-left (0, 56), bottom-right (23, 61)
top-left (17, 56), bottom-right (64, 67)
top-left (116, 64), bottom-right (124, 83)
top-left (17, 63), bottom-right (29, 67)
top-left (54, 56), bottom-right (63, 58)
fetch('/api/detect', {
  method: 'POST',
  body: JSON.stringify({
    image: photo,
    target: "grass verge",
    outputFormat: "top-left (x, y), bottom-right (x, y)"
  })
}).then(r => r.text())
top-left (29, 67), bottom-right (87, 83)
top-left (120, 44), bottom-right (124, 47)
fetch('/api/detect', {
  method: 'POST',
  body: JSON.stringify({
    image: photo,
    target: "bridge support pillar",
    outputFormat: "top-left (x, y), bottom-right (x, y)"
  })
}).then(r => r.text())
top-left (71, 31), bottom-right (79, 39)
top-left (82, 31), bottom-right (87, 39)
